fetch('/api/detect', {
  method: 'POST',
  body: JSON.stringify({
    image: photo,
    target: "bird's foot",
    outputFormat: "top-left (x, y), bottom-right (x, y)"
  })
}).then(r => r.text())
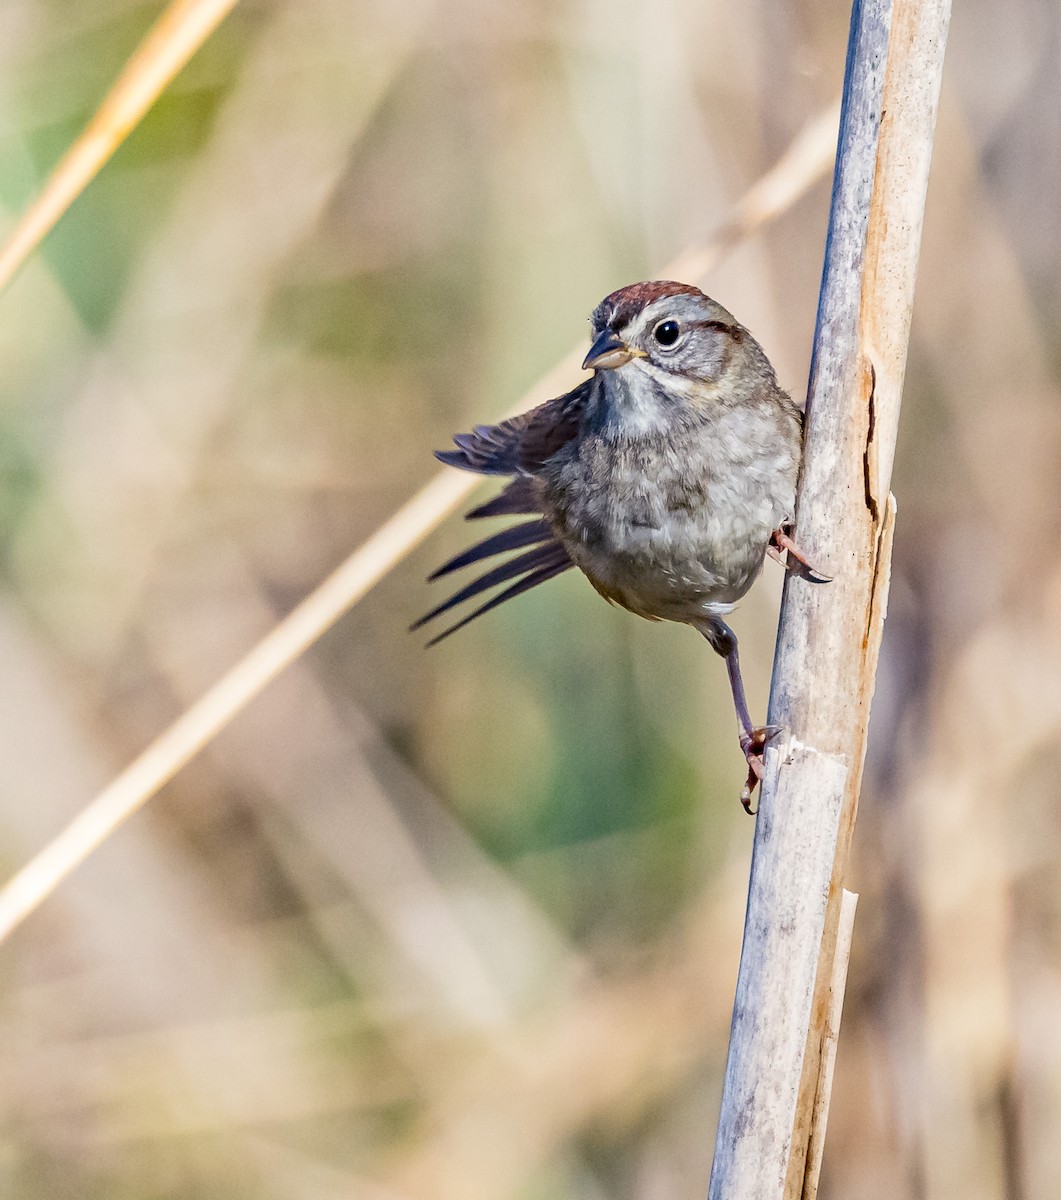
top-left (738, 725), bottom-right (782, 814)
top-left (768, 526), bottom-right (831, 583)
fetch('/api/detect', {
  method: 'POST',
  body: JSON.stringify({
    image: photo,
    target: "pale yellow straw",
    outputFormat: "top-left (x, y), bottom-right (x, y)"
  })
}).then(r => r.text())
top-left (0, 0), bottom-right (241, 293)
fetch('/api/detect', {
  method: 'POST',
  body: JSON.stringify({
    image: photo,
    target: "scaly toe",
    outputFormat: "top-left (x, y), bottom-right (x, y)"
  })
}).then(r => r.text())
top-left (769, 527), bottom-right (832, 583)
top-left (740, 724), bottom-right (782, 755)
top-left (737, 726), bottom-right (783, 814)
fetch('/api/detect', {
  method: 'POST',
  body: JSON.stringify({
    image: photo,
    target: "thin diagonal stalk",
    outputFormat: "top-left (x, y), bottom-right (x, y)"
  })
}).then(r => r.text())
top-left (0, 100), bottom-right (839, 944)
top-left (0, 0), bottom-right (240, 294)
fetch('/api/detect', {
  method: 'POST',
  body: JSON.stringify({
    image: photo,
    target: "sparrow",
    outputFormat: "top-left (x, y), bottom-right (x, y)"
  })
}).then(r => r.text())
top-left (414, 281), bottom-right (824, 808)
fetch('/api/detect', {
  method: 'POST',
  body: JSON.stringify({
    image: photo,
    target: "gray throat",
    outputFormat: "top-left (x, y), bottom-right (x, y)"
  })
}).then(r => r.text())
top-left (587, 369), bottom-right (682, 440)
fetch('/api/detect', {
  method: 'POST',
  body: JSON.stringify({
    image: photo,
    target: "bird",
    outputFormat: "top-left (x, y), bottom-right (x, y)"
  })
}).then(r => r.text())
top-left (414, 280), bottom-right (825, 808)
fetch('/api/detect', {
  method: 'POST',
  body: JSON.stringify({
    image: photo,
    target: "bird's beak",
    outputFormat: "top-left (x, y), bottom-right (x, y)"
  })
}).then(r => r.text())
top-left (582, 329), bottom-right (644, 371)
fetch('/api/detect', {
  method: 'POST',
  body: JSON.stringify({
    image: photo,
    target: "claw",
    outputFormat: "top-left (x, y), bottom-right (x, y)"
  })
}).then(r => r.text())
top-left (739, 770), bottom-right (759, 815)
top-left (737, 725), bottom-right (782, 814)
top-left (769, 525), bottom-right (831, 583)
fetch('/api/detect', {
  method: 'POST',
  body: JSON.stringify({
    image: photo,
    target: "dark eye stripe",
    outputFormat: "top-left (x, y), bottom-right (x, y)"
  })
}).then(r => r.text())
top-left (688, 318), bottom-right (742, 340)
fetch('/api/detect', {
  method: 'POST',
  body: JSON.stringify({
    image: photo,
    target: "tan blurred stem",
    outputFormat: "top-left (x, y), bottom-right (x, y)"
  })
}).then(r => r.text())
top-left (0, 0), bottom-right (240, 294)
top-left (707, 3), bottom-right (950, 1199)
top-left (0, 100), bottom-right (838, 944)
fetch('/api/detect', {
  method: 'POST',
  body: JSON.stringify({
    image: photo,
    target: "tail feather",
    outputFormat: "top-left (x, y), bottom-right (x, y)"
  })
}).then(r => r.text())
top-left (421, 394), bottom-right (587, 641)
top-left (467, 477), bottom-right (540, 519)
top-left (412, 543), bottom-right (572, 632)
top-left (423, 557), bottom-right (574, 646)
top-left (428, 519), bottom-right (555, 580)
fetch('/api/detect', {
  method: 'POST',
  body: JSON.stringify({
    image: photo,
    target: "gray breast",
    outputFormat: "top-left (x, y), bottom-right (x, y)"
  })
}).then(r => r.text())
top-left (542, 427), bottom-right (787, 620)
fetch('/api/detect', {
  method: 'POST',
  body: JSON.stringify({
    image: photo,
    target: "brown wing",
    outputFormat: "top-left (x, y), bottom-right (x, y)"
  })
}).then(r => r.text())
top-left (434, 380), bottom-right (589, 475)
top-left (416, 381), bottom-right (590, 642)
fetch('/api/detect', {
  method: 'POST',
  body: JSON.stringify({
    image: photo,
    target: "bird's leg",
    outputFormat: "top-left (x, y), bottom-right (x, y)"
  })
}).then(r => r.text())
top-left (768, 524), bottom-right (831, 582)
top-left (697, 618), bottom-right (780, 813)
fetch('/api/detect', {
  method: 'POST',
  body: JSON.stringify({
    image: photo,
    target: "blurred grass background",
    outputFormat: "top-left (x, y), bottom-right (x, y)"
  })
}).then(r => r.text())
top-left (0, 1), bottom-right (1059, 1197)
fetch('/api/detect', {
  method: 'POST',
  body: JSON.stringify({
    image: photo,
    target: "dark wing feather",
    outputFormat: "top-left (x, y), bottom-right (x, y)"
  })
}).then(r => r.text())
top-left (435, 380), bottom-right (589, 475)
top-left (418, 381), bottom-right (589, 641)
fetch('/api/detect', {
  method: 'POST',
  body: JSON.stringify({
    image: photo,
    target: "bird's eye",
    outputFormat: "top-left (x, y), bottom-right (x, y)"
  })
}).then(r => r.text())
top-left (653, 320), bottom-right (681, 347)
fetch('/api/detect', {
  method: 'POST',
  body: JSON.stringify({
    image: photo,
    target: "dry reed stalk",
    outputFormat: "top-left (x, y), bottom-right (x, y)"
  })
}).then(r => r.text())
top-left (0, 102), bottom-right (840, 944)
top-left (0, 0), bottom-right (240, 295)
top-left (707, 2), bottom-right (950, 1198)
top-left (803, 888), bottom-right (859, 1197)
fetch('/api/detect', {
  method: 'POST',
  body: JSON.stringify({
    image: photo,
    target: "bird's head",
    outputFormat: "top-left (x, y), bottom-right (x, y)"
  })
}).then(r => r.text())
top-left (583, 281), bottom-right (775, 407)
